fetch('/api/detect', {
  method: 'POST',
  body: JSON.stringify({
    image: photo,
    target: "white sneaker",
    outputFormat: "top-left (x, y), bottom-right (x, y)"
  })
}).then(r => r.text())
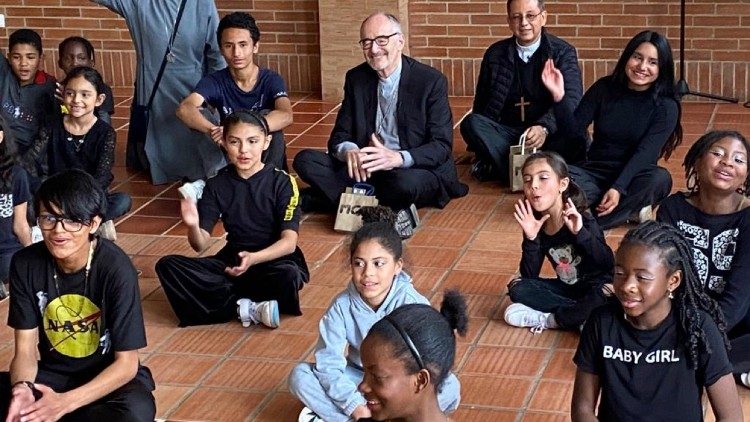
top-left (504, 303), bottom-right (552, 334)
top-left (97, 220), bottom-right (117, 241)
top-left (237, 298), bottom-right (279, 329)
top-left (635, 205), bottom-right (653, 223)
top-left (31, 226), bottom-right (43, 243)
top-left (178, 179), bottom-right (206, 201)
top-left (740, 372), bottom-right (750, 389)
top-left (298, 406), bottom-right (323, 422)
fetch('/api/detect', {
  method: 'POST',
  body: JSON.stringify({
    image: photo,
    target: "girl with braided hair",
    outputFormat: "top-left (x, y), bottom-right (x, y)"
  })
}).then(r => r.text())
top-left (657, 130), bottom-right (750, 389)
top-left (289, 206), bottom-right (460, 421)
top-left (572, 221), bottom-right (742, 421)
top-left (358, 290), bottom-right (468, 422)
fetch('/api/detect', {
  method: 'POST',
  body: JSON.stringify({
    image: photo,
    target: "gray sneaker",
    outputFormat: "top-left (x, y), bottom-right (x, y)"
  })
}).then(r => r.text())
top-left (178, 179), bottom-right (206, 202)
top-left (97, 220), bottom-right (117, 241)
top-left (395, 204), bottom-right (419, 239)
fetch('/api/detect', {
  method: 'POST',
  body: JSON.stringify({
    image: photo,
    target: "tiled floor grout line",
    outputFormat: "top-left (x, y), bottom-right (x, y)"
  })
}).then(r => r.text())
top-left (287, 104), bottom-right (342, 147)
top-left (516, 328), bottom-right (566, 419)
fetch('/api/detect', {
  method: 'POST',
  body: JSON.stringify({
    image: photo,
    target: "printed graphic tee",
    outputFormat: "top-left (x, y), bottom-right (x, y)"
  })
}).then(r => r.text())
top-left (574, 304), bottom-right (731, 421)
top-left (8, 240), bottom-right (147, 380)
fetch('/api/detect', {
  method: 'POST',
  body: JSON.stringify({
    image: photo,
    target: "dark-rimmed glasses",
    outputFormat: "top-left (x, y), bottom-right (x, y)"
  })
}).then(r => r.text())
top-left (37, 215), bottom-right (90, 232)
top-left (509, 11), bottom-right (544, 24)
top-left (358, 32), bottom-right (400, 50)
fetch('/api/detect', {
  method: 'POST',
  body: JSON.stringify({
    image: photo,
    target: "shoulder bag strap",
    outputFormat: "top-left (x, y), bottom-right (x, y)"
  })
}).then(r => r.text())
top-left (145, 0), bottom-right (189, 109)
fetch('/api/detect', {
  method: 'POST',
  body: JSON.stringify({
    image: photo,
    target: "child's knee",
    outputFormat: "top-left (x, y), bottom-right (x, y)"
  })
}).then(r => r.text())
top-left (288, 362), bottom-right (315, 396)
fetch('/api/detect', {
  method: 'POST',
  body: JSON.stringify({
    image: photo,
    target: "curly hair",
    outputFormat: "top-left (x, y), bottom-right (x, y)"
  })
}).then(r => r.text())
top-left (682, 130), bottom-right (750, 195)
top-left (348, 205), bottom-right (402, 260)
top-left (620, 221), bottom-right (729, 369)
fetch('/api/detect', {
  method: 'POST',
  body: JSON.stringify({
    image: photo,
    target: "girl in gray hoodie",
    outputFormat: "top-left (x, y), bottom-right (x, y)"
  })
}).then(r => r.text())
top-left (289, 207), bottom-right (460, 421)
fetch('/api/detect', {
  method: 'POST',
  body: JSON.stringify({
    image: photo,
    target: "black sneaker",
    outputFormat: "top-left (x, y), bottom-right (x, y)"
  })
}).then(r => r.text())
top-left (470, 160), bottom-right (498, 182)
top-left (395, 204), bottom-right (420, 239)
top-left (299, 188), bottom-right (333, 213)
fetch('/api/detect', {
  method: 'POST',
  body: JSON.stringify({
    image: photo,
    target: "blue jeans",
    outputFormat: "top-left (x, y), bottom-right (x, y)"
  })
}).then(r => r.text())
top-left (508, 277), bottom-right (607, 330)
top-left (106, 192), bottom-right (132, 221)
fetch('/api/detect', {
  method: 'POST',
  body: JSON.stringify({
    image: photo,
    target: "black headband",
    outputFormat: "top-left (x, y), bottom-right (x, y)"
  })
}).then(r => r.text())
top-left (384, 315), bottom-right (425, 370)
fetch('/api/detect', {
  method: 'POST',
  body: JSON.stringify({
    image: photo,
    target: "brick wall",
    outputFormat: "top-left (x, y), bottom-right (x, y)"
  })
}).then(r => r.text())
top-left (2, 1), bottom-right (748, 100)
top-left (410, 0), bottom-right (750, 100)
top-left (0, 0), bottom-right (320, 94)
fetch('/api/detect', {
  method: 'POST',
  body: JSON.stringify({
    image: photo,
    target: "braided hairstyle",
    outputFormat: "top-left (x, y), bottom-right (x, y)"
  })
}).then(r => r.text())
top-left (620, 221), bottom-right (729, 368)
top-left (683, 130), bottom-right (750, 195)
top-left (365, 290), bottom-right (468, 389)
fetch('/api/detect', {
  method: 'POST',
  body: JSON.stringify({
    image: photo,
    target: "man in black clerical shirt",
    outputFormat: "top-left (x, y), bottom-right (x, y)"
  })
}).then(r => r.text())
top-left (460, 0), bottom-right (584, 183)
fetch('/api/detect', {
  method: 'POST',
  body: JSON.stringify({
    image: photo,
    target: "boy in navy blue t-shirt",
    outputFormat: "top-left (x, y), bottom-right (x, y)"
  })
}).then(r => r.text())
top-left (176, 12), bottom-right (293, 200)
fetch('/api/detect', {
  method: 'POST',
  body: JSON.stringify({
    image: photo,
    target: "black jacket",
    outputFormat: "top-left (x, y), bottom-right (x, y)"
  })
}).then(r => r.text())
top-left (328, 55), bottom-right (468, 207)
top-left (472, 30), bottom-right (582, 135)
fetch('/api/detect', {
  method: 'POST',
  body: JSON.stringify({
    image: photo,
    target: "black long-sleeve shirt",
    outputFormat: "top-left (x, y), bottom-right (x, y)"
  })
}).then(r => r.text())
top-left (555, 76), bottom-right (679, 195)
top-left (520, 211), bottom-right (614, 288)
top-left (657, 193), bottom-right (750, 333)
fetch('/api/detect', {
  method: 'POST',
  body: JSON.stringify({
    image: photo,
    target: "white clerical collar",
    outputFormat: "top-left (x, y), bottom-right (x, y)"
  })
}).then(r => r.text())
top-left (516, 36), bottom-right (542, 63)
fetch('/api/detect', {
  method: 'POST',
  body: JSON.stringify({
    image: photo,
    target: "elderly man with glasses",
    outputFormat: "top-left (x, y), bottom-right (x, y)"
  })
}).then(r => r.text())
top-left (293, 12), bottom-right (467, 237)
top-left (460, 0), bottom-right (584, 183)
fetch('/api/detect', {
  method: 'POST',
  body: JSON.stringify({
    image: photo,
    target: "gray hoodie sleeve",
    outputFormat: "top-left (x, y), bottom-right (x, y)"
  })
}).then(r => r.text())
top-left (311, 300), bottom-right (366, 416)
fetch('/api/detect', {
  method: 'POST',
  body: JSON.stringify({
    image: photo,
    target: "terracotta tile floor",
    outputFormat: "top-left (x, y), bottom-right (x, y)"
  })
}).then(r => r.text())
top-left (2, 94), bottom-right (749, 421)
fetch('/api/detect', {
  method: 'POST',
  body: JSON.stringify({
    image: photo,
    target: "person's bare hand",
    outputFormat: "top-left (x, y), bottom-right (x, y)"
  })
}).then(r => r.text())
top-left (346, 148), bottom-right (369, 182)
top-left (18, 384), bottom-right (70, 422)
top-left (541, 58), bottom-right (565, 102)
top-left (224, 251), bottom-right (255, 277)
top-left (514, 199), bottom-right (550, 241)
top-left (524, 125), bottom-right (548, 149)
top-left (5, 383), bottom-right (35, 422)
top-left (360, 133), bottom-right (403, 173)
top-left (597, 188), bottom-right (620, 216)
top-left (562, 197), bottom-right (583, 234)
top-left (209, 126), bottom-right (223, 144)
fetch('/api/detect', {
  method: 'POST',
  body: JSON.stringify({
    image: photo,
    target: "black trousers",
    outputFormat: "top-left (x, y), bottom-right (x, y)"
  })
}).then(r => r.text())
top-left (0, 370), bottom-right (155, 422)
top-left (156, 245), bottom-right (309, 327)
top-left (460, 113), bottom-right (586, 183)
top-left (568, 164), bottom-right (672, 230)
top-left (292, 149), bottom-right (442, 210)
top-left (263, 130), bottom-right (288, 171)
top-left (507, 277), bottom-right (607, 330)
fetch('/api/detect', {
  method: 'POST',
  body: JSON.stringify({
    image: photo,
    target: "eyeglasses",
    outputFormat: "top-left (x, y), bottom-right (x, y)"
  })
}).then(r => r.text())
top-left (509, 11), bottom-right (544, 24)
top-left (358, 32), bottom-right (400, 50)
top-left (37, 215), bottom-right (90, 232)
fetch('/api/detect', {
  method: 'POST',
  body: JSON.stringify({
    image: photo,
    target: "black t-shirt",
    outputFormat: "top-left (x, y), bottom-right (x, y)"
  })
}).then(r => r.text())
top-left (520, 211), bottom-right (614, 287)
top-left (194, 67), bottom-right (288, 121)
top-left (198, 164), bottom-right (301, 251)
top-left (574, 304), bottom-right (732, 422)
top-left (657, 193), bottom-right (750, 333)
top-left (8, 240), bottom-right (148, 381)
top-left (0, 166), bottom-right (31, 253)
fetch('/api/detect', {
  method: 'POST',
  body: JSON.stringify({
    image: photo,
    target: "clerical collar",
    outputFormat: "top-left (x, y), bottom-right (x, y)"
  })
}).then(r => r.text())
top-left (516, 36), bottom-right (542, 63)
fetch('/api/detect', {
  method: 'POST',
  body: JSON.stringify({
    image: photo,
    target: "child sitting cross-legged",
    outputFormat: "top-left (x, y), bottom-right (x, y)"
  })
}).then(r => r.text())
top-left (156, 109), bottom-right (308, 328)
top-left (505, 151), bottom-right (614, 334)
top-left (289, 206), bottom-right (461, 421)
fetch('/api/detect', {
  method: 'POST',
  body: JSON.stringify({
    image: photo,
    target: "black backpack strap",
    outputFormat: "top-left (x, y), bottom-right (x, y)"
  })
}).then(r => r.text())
top-left (145, 0), bottom-right (188, 108)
